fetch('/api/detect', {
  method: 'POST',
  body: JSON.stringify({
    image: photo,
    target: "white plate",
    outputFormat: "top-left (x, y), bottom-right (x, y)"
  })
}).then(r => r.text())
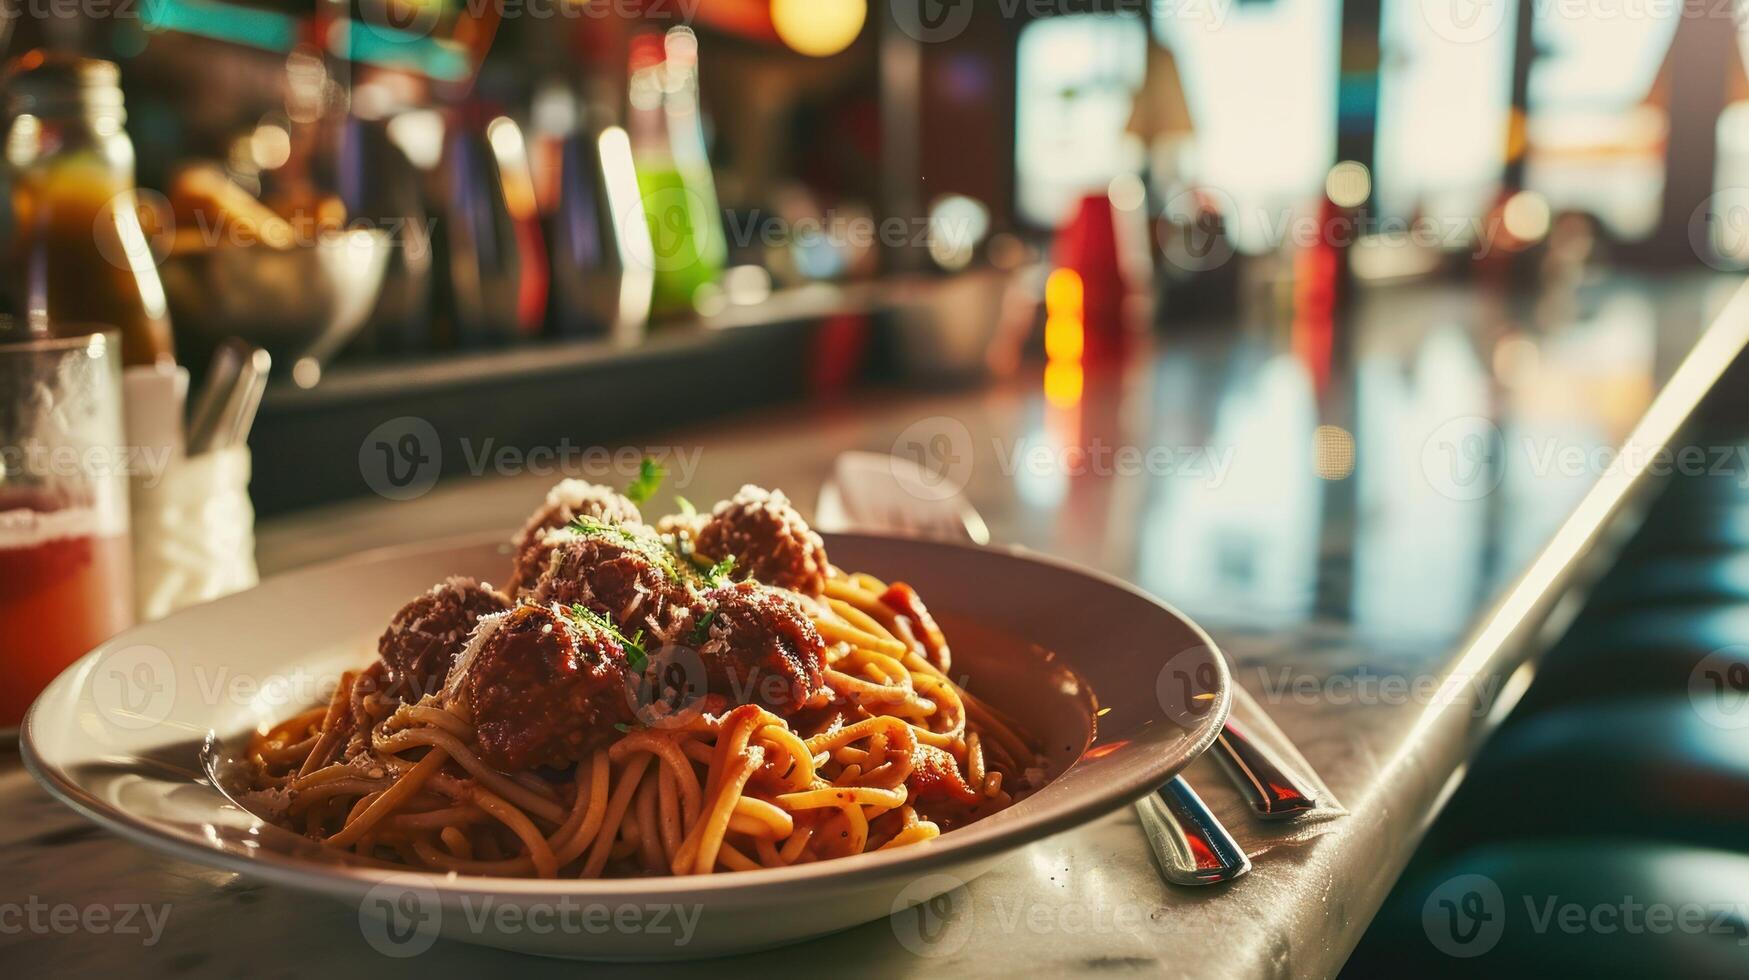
top-left (23, 532), bottom-right (1230, 960)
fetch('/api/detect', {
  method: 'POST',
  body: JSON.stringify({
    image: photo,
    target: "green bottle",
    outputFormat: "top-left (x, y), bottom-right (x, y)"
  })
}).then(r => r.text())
top-left (627, 29), bottom-right (724, 316)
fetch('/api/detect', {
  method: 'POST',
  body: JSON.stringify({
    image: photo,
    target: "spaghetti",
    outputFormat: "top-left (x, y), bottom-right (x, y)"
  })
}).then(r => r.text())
top-left (244, 480), bottom-right (1041, 879)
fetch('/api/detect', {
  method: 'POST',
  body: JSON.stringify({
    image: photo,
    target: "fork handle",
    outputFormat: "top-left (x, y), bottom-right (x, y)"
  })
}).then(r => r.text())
top-left (1139, 776), bottom-right (1252, 886)
top-left (1212, 717), bottom-right (1320, 819)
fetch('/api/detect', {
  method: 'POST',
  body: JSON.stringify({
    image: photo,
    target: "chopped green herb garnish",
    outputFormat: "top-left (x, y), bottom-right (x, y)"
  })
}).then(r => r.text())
top-left (706, 555), bottom-right (736, 588)
top-left (624, 458), bottom-right (665, 504)
top-left (613, 722), bottom-right (632, 733)
top-left (567, 603), bottom-right (649, 672)
top-left (674, 495), bottom-right (696, 517)
top-left (626, 629), bottom-right (648, 672)
top-left (690, 608), bottom-right (718, 646)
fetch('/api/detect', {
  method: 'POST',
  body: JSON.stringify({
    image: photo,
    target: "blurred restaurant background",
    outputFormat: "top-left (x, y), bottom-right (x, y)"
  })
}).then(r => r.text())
top-left (2, 0), bottom-right (1747, 512)
top-left (7, 0), bottom-right (1749, 973)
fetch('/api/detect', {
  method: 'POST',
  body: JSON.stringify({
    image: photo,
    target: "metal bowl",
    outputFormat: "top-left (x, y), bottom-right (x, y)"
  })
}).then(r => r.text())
top-left (160, 229), bottom-right (392, 382)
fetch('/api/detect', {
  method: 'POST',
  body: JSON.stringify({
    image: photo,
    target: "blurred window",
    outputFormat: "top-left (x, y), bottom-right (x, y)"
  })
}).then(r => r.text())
top-left (1015, 13), bottom-right (1149, 227)
top-left (1153, 0), bottom-right (1340, 252)
top-left (1706, 24), bottom-right (1749, 268)
top-left (1373, 0), bottom-right (1516, 224)
top-left (1524, 2), bottom-right (1679, 239)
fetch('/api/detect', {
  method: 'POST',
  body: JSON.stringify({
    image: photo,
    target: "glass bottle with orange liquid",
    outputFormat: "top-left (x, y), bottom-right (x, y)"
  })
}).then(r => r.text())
top-left (1, 52), bottom-right (175, 367)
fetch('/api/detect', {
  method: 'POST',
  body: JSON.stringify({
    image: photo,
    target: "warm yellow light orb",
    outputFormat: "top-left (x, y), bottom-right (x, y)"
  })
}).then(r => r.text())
top-left (771, 0), bottom-right (868, 58)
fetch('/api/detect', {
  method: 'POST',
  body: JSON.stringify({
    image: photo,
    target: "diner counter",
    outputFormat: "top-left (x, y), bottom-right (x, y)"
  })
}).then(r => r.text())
top-left (5, 271), bottom-right (1748, 977)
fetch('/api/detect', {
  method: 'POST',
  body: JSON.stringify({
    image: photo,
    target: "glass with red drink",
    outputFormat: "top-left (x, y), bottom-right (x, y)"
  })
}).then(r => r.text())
top-left (0, 332), bottom-right (134, 728)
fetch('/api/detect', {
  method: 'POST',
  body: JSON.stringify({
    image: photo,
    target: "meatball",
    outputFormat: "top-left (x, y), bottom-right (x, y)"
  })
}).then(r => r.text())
top-left (691, 581), bottom-right (826, 715)
top-left (694, 485), bottom-right (829, 595)
top-left (455, 604), bottom-right (632, 771)
top-left (377, 578), bottom-right (511, 701)
top-left (529, 526), bottom-right (686, 640)
top-left (507, 481), bottom-right (643, 594)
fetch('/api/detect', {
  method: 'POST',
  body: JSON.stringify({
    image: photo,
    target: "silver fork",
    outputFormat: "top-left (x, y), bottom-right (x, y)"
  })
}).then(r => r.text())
top-left (1139, 776), bottom-right (1251, 885)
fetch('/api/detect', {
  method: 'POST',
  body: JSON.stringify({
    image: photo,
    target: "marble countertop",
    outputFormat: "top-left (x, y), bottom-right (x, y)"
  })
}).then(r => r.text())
top-left (7, 274), bottom-right (1746, 978)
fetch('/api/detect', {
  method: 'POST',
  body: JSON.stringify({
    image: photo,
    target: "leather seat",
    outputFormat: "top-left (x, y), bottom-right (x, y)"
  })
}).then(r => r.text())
top-left (1588, 553), bottom-right (1749, 609)
top-left (1623, 498), bottom-right (1749, 556)
top-left (1520, 606), bottom-right (1749, 711)
top-left (1428, 698), bottom-right (1749, 856)
top-left (1345, 840), bottom-right (1749, 977)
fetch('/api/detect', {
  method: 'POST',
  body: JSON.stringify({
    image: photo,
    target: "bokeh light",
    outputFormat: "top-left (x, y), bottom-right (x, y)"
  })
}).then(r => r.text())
top-left (772, 0), bottom-right (867, 58)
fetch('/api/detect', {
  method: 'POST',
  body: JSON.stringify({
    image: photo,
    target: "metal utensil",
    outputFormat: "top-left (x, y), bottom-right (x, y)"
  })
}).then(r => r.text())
top-left (1213, 711), bottom-right (1321, 820)
top-left (1138, 776), bottom-right (1253, 886)
top-left (186, 339), bottom-right (248, 453)
top-left (215, 347), bottom-right (271, 451)
top-left (188, 341), bottom-right (269, 454)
